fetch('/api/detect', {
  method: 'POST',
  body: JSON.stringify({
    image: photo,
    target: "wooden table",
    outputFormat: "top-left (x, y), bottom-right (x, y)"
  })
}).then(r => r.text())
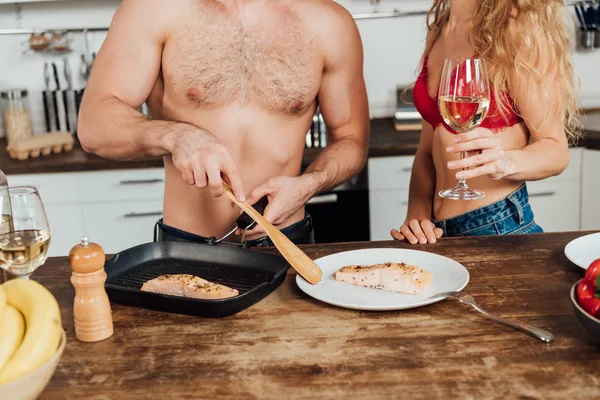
top-left (36, 232), bottom-right (599, 399)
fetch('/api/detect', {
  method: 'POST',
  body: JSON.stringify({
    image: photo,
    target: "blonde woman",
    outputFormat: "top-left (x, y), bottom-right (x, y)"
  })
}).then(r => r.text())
top-left (392, 0), bottom-right (580, 244)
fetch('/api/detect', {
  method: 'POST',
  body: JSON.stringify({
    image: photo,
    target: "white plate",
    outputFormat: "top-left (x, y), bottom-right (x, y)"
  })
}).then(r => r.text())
top-left (564, 232), bottom-right (600, 270)
top-left (296, 248), bottom-right (469, 311)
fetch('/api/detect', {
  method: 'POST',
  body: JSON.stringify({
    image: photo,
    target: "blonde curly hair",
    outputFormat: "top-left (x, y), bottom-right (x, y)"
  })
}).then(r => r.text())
top-left (423, 0), bottom-right (581, 142)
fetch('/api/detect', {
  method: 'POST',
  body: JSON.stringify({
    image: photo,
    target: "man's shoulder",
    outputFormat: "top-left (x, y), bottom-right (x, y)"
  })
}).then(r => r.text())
top-left (293, 0), bottom-right (357, 35)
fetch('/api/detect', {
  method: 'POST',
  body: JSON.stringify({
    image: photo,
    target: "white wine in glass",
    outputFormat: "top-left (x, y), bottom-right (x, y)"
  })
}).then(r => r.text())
top-left (0, 187), bottom-right (51, 279)
top-left (438, 58), bottom-right (491, 200)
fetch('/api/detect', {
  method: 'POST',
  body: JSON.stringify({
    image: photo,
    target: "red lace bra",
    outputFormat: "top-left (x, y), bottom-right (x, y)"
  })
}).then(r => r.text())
top-left (413, 55), bottom-right (523, 133)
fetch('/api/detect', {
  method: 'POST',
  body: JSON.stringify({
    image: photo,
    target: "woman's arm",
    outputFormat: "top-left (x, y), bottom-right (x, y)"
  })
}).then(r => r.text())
top-left (391, 122), bottom-right (443, 244)
top-left (446, 34), bottom-right (570, 181)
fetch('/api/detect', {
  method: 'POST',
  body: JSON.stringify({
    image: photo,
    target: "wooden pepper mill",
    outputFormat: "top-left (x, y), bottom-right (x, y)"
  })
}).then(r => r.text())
top-left (69, 237), bottom-right (114, 342)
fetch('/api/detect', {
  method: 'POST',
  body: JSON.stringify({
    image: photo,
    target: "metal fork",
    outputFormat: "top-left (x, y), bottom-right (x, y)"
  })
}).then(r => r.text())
top-left (429, 291), bottom-right (555, 343)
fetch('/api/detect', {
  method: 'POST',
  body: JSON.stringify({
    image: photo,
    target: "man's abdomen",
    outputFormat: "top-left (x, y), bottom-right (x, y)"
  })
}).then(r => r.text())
top-left (159, 103), bottom-right (314, 240)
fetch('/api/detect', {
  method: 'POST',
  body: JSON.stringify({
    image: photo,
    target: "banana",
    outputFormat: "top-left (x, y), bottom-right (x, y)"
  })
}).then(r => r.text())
top-left (0, 279), bottom-right (62, 384)
top-left (0, 284), bottom-right (6, 322)
top-left (0, 305), bottom-right (25, 375)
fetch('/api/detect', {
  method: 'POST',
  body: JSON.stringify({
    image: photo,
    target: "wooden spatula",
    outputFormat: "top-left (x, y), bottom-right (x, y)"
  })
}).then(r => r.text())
top-left (222, 181), bottom-right (322, 284)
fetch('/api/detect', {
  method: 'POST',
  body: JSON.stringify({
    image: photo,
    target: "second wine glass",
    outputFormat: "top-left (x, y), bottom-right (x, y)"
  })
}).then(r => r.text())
top-left (438, 57), bottom-right (490, 200)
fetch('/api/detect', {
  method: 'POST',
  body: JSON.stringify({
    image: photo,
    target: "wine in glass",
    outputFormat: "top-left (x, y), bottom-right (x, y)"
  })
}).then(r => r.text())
top-left (438, 58), bottom-right (490, 200)
top-left (0, 187), bottom-right (51, 279)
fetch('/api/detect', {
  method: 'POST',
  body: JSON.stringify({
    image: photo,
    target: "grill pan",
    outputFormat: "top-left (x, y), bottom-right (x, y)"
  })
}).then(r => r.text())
top-left (104, 241), bottom-right (289, 317)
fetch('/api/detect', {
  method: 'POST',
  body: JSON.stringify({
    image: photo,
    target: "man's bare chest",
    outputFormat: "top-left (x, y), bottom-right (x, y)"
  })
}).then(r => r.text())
top-left (161, 11), bottom-right (322, 116)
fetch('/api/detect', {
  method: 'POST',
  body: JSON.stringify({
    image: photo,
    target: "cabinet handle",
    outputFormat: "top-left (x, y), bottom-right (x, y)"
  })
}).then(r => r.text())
top-left (119, 179), bottom-right (163, 185)
top-left (307, 194), bottom-right (338, 205)
top-left (398, 167), bottom-right (412, 173)
top-left (529, 191), bottom-right (555, 198)
top-left (400, 201), bottom-right (409, 206)
top-left (123, 211), bottom-right (163, 218)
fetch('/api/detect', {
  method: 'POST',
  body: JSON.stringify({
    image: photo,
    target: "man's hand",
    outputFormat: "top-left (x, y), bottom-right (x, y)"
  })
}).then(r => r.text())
top-left (168, 128), bottom-right (246, 201)
top-left (446, 128), bottom-right (515, 181)
top-left (391, 219), bottom-right (443, 244)
top-left (241, 176), bottom-right (314, 236)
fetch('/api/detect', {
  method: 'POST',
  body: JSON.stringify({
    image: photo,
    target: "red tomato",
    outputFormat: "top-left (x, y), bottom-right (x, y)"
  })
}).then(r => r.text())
top-left (584, 259), bottom-right (600, 284)
top-left (577, 280), bottom-right (600, 317)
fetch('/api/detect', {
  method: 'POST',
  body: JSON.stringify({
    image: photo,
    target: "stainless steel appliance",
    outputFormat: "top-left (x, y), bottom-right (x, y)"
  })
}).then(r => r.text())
top-left (394, 85), bottom-right (422, 131)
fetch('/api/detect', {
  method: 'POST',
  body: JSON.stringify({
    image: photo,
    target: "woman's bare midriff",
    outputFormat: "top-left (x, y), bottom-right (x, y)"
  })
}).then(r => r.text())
top-left (432, 122), bottom-right (529, 221)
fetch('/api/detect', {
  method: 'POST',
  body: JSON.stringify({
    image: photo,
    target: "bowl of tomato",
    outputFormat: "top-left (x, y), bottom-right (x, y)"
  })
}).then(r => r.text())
top-left (571, 259), bottom-right (600, 339)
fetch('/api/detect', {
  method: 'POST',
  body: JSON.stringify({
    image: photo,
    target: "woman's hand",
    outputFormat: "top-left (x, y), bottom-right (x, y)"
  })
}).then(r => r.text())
top-left (446, 128), bottom-right (516, 180)
top-left (391, 219), bottom-right (443, 244)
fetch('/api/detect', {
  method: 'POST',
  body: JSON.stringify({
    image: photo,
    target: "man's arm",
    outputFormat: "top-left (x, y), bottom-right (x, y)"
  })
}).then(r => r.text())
top-left (302, 3), bottom-right (370, 195)
top-left (78, 0), bottom-right (245, 200)
top-left (78, 0), bottom-right (174, 160)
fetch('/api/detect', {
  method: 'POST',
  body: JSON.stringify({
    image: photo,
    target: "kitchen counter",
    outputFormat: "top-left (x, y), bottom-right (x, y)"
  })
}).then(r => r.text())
top-left (36, 232), bottom-right (599, 399)
top-left (1, 120), bottom-right (599, 176)
top-left (0, 118), bottom-right (420, 175)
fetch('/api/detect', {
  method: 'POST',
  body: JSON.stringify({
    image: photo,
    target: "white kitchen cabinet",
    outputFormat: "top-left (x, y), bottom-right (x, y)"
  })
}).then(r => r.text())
top-left (527, 148), bottom-right (582, 233)
top-left (582, 149), bottom-right (600, 230)
top-left (367, 148), bottom-right (584, 240)
top-left (368, 156), bottom-right (414, 191)
top-left (45, 204), bottom-right (84, 257)
top-left (369, 189), bottom-right (409, 241)
top-left (78, 168), bottom-right (165, 203)
top-left (7, 168), bottom-right (165, 256)
top-left (368, 156), bottom-right (414, 240)
top-left (81, 200), bottom-right (163, 254)
top-left (528, 181), bottom-right (580, 233)
top-left (7, 172), bottom-right (80, 205)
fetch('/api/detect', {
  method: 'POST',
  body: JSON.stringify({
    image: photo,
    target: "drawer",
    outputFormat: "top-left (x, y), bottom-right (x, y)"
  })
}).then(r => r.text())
top-left (528, 181), bottom-right (580, 232)
top-left (7, 172), bottom-right (80, 205)
top-left (78, 168), bottom-right (165, 203)
top-left (539, 147), bottom-right (583, 185)
top-left (368, 156), bottom-right (415, 191)
top-left (369, 189), bottom-right (409, 241)
top-left (45, 204), bottom-right (85, 257)
top-left (81, 200), bottom-right (163, 254)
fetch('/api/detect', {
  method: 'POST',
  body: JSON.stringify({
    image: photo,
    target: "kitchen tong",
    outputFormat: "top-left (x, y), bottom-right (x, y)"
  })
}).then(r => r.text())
top-left (215, 196), bottom-right (269, 244)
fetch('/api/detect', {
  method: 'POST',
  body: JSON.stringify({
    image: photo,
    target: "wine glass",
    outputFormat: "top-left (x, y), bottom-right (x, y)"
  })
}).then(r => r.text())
top-left (438, 58), bottom-right (490, 200)
top-left (0, 187), bottom-right (51, 279)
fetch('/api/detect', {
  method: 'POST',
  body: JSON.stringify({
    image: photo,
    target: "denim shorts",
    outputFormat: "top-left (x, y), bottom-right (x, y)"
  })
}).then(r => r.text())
top-left (433, 184), bottom-right (543, 237)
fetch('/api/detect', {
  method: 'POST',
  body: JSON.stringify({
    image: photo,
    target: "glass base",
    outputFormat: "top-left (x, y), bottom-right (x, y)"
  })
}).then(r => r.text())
top-left (439, 180), bottom-right (485, 200)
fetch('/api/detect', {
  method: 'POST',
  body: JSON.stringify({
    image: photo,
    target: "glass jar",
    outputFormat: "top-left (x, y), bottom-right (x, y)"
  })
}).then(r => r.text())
top-left (0, 89), bottom-right (33, 145)
top-left (0, 169), bottom-right (13, 235)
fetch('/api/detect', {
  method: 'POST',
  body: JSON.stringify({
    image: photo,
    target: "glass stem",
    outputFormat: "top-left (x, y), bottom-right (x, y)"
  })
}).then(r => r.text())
top-left (457, 151), bottom-right (468, 187)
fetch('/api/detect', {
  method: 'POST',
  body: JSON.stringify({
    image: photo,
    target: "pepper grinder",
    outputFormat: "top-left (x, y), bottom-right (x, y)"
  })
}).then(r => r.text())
top-left (69, 237), bottom-right (113, 342)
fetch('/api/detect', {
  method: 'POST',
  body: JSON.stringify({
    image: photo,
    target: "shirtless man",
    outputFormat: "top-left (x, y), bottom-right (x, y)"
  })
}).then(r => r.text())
top-left (78, 0), bottom-right (369, 246)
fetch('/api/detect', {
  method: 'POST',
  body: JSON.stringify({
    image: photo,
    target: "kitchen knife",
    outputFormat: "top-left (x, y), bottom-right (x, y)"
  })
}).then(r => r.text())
top-left (63, 57), bottom-right (72, 90)
top-left (63, 58), bottom-right (78, 132)
top-left (52, 62), bottom-right (61, 90)
top-left (43, 62), bottom-right (59, 132)
top-left (52, 62), bottom-right (68, 131)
